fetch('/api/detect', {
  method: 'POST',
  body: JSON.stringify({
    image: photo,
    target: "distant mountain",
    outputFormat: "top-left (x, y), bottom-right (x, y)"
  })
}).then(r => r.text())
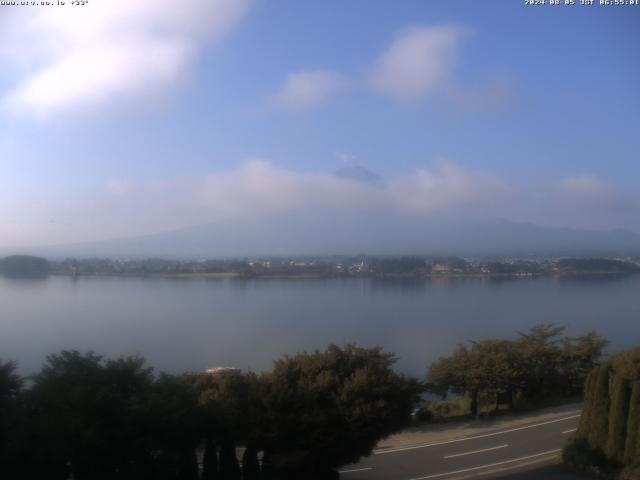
top-left (11, 215), bottom-right (640, 259)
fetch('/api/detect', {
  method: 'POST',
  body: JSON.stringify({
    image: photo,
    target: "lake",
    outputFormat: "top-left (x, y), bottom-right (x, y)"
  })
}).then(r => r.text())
top-left (1, 274), bottom-right (639, 377)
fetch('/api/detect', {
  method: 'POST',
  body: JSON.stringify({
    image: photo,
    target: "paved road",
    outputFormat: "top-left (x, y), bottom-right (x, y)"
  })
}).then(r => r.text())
top-left (339, 411), bottom-right (581, 480)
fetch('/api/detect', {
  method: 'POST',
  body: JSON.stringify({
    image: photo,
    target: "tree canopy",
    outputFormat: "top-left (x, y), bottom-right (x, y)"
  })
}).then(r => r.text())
top-left (427, 325), bottom-right (607, 416)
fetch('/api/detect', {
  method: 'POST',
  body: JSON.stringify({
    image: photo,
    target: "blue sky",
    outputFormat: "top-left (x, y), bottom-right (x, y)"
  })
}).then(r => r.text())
top-left (0, 0), bottom-right (639, 247)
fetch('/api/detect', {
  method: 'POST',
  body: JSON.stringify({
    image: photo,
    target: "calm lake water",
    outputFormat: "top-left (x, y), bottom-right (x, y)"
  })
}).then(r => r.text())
top-left (1, 274), bottom-right (639, 377)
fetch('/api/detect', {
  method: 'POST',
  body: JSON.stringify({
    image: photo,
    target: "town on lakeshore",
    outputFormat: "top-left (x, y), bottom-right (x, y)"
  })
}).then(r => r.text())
top-left (1, 254), bottom-right (639, 279)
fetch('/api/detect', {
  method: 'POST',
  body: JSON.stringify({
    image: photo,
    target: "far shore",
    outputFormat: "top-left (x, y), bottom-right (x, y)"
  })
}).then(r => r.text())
top-left (38, 270), bottom-right (638, 281)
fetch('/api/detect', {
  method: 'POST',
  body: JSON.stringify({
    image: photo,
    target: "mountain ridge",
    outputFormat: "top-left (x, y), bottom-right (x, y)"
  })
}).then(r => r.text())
top-left (6, 217), bottom-right (640, 259)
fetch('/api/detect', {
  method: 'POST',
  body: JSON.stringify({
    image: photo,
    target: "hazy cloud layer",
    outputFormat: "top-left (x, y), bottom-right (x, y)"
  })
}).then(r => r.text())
top-left (272, 70), bottom-right (348, 109)
top-left (0, 0), bottom-right (250, 118)
top-left (1, 161), bottom-right (637, 249)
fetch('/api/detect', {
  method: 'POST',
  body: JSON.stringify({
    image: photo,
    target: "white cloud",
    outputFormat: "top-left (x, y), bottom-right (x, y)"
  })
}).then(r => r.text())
top-left (369, 25), bottom-right (465, 101)
top-left (0, 0), bottom-right (251, 118)
top-left (272, 70), bottom-right (348, 109)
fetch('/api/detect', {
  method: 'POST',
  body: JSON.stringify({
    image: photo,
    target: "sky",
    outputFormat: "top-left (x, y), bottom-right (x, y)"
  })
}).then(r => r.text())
top-left (0, 0), bottom-right (639, 249)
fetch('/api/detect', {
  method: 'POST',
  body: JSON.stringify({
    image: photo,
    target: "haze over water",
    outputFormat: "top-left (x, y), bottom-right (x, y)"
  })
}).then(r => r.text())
top-left (2, 274), bottom-right (638, 377)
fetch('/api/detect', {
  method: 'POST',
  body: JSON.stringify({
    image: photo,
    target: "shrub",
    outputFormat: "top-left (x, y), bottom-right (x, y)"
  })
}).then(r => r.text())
top-left (563, 437), bottom-right (608, 470)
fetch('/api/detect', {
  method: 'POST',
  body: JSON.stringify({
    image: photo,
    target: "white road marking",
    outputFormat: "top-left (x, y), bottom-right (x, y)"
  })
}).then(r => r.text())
top-left (374, 413), bottom-right (580, 455)
top-left (434, 454), bottom-right (560, 480)
top-left (408, 449), bottom-right (562, 480)
top-left (443, 444), bottom-right (509, 459)
top-left (562, 428), bottom-right (577, 434)
top-left (339, 467), bottom-right (373, 474)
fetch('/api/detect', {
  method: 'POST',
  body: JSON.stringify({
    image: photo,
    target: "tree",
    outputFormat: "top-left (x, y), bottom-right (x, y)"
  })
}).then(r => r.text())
top-left (428, 339), bottom-right (523, 416)
top-left (606, 374), bottom-right (630, 464)
top-left (147, 374), bottom-right (202, 479)
top-left (202, 438), bottom-right (219, 480)
top-left (0, 255), bottom-right (50, 276)
top-left (427, 326), bottom-right (609, 417)
top-left (625, 381), bottom-right (640, 467)
top-left (561, 332), bottom-right (608, 396)
top-left (260, 344), bottom-right (421, 478)
top-left (588, 365), bottom-right (611, 454)
top-left (516, 324), bottom-right (565, 401)
top-left (0, 360), bottom-right (25, 477)
top-left (219, 437), bottom-right (241, 480)
top-left (577, 369), bottom-right (596, 439)
top-left (242, 445), bottom-right (261, 480)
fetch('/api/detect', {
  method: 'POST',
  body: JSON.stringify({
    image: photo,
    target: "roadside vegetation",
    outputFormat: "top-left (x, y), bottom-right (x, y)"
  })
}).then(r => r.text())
top-left (0, 326), bottom-right (617, 478)
top-left (0, 345), bottom-right (420, 480)
top-left (563, 347), bottom-right (640, 479)
top-left (424, 325), bottom-right (607, 418)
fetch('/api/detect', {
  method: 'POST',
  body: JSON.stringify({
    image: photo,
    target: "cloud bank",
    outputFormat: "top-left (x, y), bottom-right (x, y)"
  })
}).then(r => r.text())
top-left (1, 160), bottom-right (637, 249)
top-left (0, 0), bottom-right (251, 118)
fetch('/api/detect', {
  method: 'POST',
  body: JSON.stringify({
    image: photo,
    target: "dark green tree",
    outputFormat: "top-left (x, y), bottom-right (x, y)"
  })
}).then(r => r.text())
top-left (606, 374), bottom-right (630, 463)
top-left (560, 331), bottom-right (608, 396)
top-left (242, 445), bottom-right (261, 480)
top-left (427, 339), bottom-right (523, 416)
top-left (260, 344), bottom-right (421, 478)
top-left (219, 437), bottom-right (241, 480)
top-left (577, 369), bottom-right (596, 439)
top-left (625, 381), bottom-right (640, 467)
top-left (588, 365), bottom-right (611, 454)
top-left (0, 360), bottom-right (25, 477)
top-left (27, 351), bottom-right (158, 480)
top-left (202, 438), bottom-right (219, 480)
top-left (516, 324), bottom-right (565, 401)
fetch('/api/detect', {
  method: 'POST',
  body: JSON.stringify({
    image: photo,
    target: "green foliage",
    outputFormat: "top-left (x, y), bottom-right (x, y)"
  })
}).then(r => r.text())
top-left (1, 344), bottom-right (420, 478)
top-left (242, 445), bottom-right (261, 480)
top-left (370, 257), bottom-right (428, 275)
top-left (260, 344), bottom-right (421, 476)
top-left (561, 331), bottom-right (610, 396)
top-left (588, 365), bottom-right (611, 454)
top-left (613, 348), bottom-right (640, 381)
top-left (427, 325), bottom-right (607, 416)
top-left (625, 382), bottom-right (640, 467)
top-left (607, 375), bottom-right (631, 464)
top-left (556, 258), bottom-right (639, 274)
top-left (563, 437), bottom-right (609, 470)
top-left (0, 360), bottom-right (25, 477)
top-left (0, 360), bottom-right (22, 401)
top-left (577, 369), bottom-right (596, 439)
top-left (219, 438), bottom-right (241, 480)
top-left (202, 438), bottom-right (219, 480)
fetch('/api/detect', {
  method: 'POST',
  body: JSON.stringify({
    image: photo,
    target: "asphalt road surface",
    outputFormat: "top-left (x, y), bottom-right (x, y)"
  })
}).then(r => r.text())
top-left (339, 412), bottom-right (581, 480)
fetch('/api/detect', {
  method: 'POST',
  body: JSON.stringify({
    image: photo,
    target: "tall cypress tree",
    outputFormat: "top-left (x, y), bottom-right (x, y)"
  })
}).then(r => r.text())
top-left (588, 365), bottom-right (611, 454)
top-left (177, 449), bottom-right (199, 480)
top-left (219, 438), bottom-right (241, 480)
top-left (578, 369), bottom-right (596, 439)
top-left (242, 444), bottom-right (261, 480)
top-left (606, 374), bottom-right (630, 464)
top-left (625, 381), bottom-right (640, 467)
top-left (202, 438), bottom-right (219, 480)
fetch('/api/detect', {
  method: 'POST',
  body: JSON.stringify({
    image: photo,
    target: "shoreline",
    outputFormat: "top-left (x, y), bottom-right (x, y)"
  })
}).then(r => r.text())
top-left (36, 270), bottom-right (639, 281)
